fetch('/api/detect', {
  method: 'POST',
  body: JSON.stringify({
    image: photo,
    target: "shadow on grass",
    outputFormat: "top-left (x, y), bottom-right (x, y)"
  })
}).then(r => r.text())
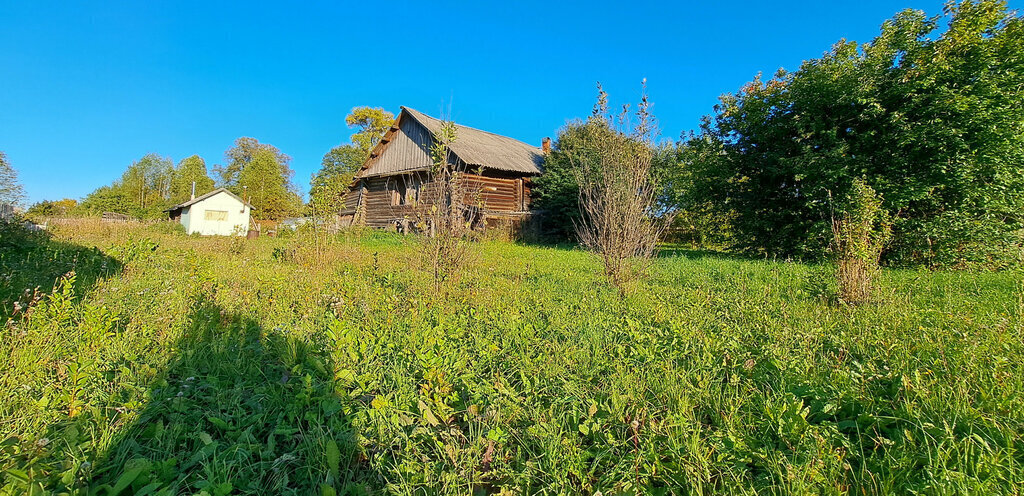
top-left (0, 220), bottom-right (122, 321)
top-left (82, 294), bottom-right (379, 495)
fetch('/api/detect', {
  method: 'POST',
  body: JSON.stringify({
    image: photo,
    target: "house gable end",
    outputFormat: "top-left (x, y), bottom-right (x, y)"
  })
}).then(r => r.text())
top-left (358, 110), bottom-right (435, 178)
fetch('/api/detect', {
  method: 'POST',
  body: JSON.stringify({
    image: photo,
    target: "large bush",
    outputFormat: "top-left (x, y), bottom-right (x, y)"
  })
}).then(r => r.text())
top-left (684, 0), bottom-right (1024, 267)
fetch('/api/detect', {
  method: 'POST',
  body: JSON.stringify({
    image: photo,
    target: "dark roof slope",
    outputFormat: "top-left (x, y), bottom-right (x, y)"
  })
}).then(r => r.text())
top-left (358, 107), bottom-right (544, 177)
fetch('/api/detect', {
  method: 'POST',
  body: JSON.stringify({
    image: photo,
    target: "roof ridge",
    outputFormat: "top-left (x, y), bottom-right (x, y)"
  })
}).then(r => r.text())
top-left (401, 107), bottom-right (543, 151)
top-left (168, 187), bottom-right (253, 210)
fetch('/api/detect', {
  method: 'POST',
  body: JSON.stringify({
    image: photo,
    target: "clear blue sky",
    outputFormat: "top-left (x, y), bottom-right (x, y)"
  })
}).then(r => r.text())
top-left (3, 0), bottom-right (1014, 204)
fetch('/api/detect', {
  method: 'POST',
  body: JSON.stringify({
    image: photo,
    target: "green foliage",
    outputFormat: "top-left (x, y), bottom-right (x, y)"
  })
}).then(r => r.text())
top-left (1, 222), bottom-right (1022, 494)
top-left (0, 152), bottom-right (27, 207)
top-left (832, 179), bottom-right (892, 304)
top-left (570, 83), bottom-right (666, 292)
top-left (119, 154), bottom-right (175, 217)
top-left (684, 0), bottom-right (1024, 267)
top-left (79, 154), bottom-right (175, 219)
top-left (215, 137), bottom-right (292, 189)
top-left (25, 199), bottom-right (77, 219)
top-left (79, 185), bottom-right (131, 217)
top-left (237, 149), bottom-right (301, 221)
top-left (345, 107), bottom-right (394, 155)
top-left (535, 119), bottom-right (678, 244)
top-left (169, 155), bottom-right (215, 205)
top-left (308, 144), bottom-right (363, 214)
top-left (530, 122), bottom-right (590, 240)
top-left (657, 137), bottom-right (734, 247)
top-left (0, 221), bottom-right (120, 321)
top-left (309, 107), bottom-right (395, 215)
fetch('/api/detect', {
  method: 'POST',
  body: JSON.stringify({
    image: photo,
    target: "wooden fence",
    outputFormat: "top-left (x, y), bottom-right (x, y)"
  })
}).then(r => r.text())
top-left (101, 212), bottom-right (133, 223)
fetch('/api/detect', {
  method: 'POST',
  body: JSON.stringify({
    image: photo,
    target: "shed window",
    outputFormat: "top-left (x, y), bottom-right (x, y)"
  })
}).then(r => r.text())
top-left (204, 210), bottom-right (228, 221)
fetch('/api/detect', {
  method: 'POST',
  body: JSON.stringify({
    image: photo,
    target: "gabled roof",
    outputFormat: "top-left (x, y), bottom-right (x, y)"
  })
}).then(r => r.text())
top-left (166, 188), bottom-right (253, 211)
top-left (356, 107), bottom-right (544, 178)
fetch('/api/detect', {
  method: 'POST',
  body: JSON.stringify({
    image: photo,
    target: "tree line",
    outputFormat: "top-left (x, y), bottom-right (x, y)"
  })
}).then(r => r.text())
top-left (68, 139), bottom-right (302, 221)
top-left (535, 0), bottom-right (1024, 270)
top-left (17, 106), bottom-right (393, 222)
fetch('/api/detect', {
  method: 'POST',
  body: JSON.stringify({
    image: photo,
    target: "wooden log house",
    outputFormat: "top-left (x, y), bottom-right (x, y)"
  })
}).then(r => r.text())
top-left (338, 107), bottom-right (545, 232)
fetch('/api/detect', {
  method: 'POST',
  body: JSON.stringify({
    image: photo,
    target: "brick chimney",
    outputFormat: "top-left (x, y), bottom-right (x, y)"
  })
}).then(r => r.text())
top-left (542, 137), bottom-right (551, 154)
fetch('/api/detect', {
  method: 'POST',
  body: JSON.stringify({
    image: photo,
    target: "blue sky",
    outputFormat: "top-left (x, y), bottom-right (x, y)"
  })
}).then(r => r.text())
top-left (3, 0), bottom-right (1015, 204)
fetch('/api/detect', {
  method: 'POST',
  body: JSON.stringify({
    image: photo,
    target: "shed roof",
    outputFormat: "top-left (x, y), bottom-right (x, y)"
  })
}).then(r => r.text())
top-left (357, 107), bottom-right (544, 178)
top-left (166, 188), bottom-right (253, 211)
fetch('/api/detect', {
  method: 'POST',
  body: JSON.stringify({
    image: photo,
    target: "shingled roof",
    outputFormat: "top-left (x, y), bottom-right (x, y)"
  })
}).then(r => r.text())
top-left (356, 107), bottom-right (544, 178)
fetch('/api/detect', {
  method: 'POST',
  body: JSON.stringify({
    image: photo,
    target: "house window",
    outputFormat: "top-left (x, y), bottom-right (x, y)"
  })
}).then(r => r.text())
top-left (204, 210), bottom-right (228, 221)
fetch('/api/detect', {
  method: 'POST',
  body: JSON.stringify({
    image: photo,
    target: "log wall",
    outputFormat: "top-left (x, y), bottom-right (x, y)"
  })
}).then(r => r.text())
top-left (349, 172), bottom-right (532, 228)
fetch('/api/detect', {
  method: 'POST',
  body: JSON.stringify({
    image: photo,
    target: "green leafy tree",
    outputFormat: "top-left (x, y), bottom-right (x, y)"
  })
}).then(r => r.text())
top-left (534, 120), bottom-right (677, 242)
top-left (685, 0), bottom-right (1024, 267)
top-left (309, 144), bottom-right (363, 209)
top-left (78, 154), bottom-right (174, 219)
top-left (215, 137), bottom-right (292, 188)
top-left (79, 185), bottom-right (130, 216)
top-left (651, 140), bottom-right (730, 247)
top-left (170, 155), bottom-right (215, 204)
top-left (0, 152), bottom-right (27, 207)
top-left (26, 198), bottom-right (77, 218)
top-left (346, 107), bottom-right (394, 155)
top-left (531, 123), bottom-right (590, 240)
top-left (118, 154), bottom-right (174, 218)
top-left (237, 149), bottom-right (301, 220)
top-left (308, 107), bottom-right (394, 214)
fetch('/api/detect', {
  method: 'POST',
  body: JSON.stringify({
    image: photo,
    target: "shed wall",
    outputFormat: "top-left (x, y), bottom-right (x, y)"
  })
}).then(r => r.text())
top-left (180, 191), bottom-right (250, 236)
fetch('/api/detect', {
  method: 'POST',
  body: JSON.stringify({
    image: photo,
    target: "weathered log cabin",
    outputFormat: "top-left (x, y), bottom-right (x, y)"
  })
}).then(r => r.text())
top-left (339, 107), bottom-right (545, 231)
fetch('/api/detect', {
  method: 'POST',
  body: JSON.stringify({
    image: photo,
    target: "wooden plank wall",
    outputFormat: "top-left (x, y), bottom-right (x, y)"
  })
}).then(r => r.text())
top-left (353, 172), bottom-right (530, 228)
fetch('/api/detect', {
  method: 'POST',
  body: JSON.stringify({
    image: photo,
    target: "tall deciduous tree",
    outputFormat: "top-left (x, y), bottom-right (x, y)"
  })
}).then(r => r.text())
top-left (237, 149), bottom-right (301, 220)
top-left (79, 153), bottom-right (174, 218)
top-left (0, 152), bottom-right (27, 208)
top-left (119, 154), bottom-right (174, 217)
top-left (684, 0), bottom-right (1024, 267)
top-left (308, 107), bottom-right (395, 212)
top-left (170, 155), bottom-right (215, 204)
top-left (346, 107), bottom-right (394, 155)
top-left (80, 185), bottom-right (130, 216)
top-left (215, 137), bottom-right (291, 188)
top-left (309, 144), bottom-right (363, 208)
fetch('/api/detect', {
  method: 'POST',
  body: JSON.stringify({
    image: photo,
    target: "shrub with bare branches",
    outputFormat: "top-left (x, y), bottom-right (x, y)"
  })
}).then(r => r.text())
top-left (571, 82), bottom-right (669, 292)
top-left (418, 118), bottom-right (472, 291)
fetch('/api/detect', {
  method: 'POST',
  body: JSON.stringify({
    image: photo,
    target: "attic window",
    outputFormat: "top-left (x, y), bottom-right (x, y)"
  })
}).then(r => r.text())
top-left (204, 210), bottom-right (228, 221)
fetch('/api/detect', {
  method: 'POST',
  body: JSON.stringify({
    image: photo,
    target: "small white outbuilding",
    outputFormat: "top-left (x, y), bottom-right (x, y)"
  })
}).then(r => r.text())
top-left (166, 188), bottom-right (253, 236)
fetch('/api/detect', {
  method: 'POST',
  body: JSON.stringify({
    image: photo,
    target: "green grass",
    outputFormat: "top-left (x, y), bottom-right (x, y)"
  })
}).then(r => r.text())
top-left (1, 220), bottom-right (1022, 494)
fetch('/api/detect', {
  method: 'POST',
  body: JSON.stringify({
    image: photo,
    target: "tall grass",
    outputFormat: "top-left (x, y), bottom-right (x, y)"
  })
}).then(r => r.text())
top-left (1, 221), bottom-right (1021, 494)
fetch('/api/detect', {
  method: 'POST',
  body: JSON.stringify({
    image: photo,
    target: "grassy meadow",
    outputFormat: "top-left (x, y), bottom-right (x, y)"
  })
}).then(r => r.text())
top-left (1, 220), bottom-right (1022, 495)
